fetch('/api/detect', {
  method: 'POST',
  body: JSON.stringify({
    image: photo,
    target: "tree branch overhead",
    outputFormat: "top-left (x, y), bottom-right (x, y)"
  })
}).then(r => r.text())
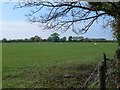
top-left (15, 1), bottom-right (120, 34)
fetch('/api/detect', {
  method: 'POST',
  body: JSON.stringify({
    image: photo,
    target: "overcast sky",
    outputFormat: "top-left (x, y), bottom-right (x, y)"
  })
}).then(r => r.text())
top-left (0, 2), bottom-right (113, 40)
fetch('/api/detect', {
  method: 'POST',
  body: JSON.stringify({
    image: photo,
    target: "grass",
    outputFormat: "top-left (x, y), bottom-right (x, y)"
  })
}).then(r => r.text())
top-left (2, 42), bottom-right (117, 88)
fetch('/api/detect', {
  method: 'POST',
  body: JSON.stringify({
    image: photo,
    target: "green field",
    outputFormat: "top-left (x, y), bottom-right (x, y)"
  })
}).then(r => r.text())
top-left (2, 42), bottom-right (117, 88)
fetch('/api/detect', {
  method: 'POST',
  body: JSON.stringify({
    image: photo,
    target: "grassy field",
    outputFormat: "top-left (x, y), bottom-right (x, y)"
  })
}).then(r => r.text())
top-left (2, 42), bottom-right (117, 88)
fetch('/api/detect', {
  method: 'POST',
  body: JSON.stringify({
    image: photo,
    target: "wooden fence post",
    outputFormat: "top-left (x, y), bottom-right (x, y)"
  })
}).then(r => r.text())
top-left (103, 53), bottom-right (107, 70)
top-left (99, 62), bottom-right (106, 90)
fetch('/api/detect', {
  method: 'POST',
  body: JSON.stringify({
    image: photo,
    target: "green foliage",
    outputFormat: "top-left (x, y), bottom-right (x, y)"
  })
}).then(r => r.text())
top-left (72, 36), bottom-right (84, 42)
top-left (47, 37), bottom-right (53, 42)
top-left (30, 36), bottom-right (42, 42)
top-left (47, 33), bottom-right (60, 42)
top-left (106, 60), bottom-right (120, 88)
top-left (89, 2), bottom-right (119, 17)
top-left (30, 37), bottom-right (34, 42)
top-left (34, 36), bottom-right (42, 42)
top-left (60, 37), bottom-right (66, 42)
top-left (51, 33), bottom-right (59, 37)
top-left (2, 38), bottom-right (7, 43)
top-left (68, 36), bottom-right (72, 42)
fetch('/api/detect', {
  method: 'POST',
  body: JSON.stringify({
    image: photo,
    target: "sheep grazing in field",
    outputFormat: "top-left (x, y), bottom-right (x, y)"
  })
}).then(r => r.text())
top-left (94, 43), bottom-right (97, 45)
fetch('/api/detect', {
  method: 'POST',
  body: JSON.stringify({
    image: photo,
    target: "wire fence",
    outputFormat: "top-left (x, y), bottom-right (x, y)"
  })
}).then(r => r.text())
top-left (81, 63), bottom-right (99, 88)
top-left (81, 53), bottom-right (119, 89)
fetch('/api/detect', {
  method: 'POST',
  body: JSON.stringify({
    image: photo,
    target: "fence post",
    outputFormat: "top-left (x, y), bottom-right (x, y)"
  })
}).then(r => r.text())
top-left (99, 62), bottom-right (106, 90)
top-left (103, 53), bottom-right (107, 70)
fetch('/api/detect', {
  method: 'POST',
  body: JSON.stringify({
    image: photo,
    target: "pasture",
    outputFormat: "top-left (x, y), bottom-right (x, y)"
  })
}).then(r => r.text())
top-left (2, 42), bottom-right (117, 88)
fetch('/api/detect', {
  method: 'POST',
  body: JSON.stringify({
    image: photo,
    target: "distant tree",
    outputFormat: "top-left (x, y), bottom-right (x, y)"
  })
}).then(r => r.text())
top-left (24, 38), bottom-right (29, 42)
top-left (68, 36), bottom-right (72, 42)
top-left (87, 38), bottom-right (106, 42)
top-left (79, 37), bottom-right (84, 41)
top-left (30, 37), bottom-right (34, 42)
top-left (34, 35), bottom-right (42, 42)
top-left (54, 36), bottom-right (60, 42)
top-left (49, 33), bottom-right (60, 42)
top-left (98, 38), bottom-right (106, 41)
top-left (83, 38), bottom-right (90, 42)
top-left (2, 38), bottom-right (7, 43)
top-left (60, 37), bottom-right (67, 42)
top-left (47, 37), bottom-right (52, 42)
top-left (51, 33), bottom-right (59, 37)
top-left (42, 39), bottom-right (47, 42)
top-left (72, 36), bottom-right (84, 41)
top-left (17, 39), bottom-right (24, 42)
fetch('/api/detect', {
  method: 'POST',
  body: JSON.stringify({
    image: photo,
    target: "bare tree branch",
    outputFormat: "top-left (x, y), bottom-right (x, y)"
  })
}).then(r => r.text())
top-left (15, 1), bottom-right (120, 34)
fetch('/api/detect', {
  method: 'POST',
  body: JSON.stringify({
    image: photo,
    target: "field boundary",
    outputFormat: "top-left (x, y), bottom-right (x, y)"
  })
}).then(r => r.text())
top-left (81, 53), bottom-right (119, 89)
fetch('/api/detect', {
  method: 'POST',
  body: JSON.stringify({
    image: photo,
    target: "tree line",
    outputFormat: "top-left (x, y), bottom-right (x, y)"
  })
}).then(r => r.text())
top-left (1, 33), bottom-right (115, 43)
